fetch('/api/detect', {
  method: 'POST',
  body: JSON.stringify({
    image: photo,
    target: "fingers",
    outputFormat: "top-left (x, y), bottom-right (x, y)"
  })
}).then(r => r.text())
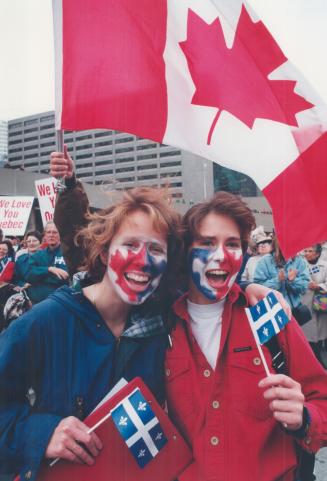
top-left (50, 151), bottom-right (69, 178)
top-left (259, 375), bottom-right (304, 430)
top-left (45, 416), bottom-right (103, 465)
top-left (272, 290), bottom-right (291, 319)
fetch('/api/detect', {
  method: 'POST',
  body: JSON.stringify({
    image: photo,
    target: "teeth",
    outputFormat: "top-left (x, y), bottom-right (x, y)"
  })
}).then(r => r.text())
top-left (126, 273), bottom-right (150, 283)
top-left (207, 270), bottom-right (227, 276)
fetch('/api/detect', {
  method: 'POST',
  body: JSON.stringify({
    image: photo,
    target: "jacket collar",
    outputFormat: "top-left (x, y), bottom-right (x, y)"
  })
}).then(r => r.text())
top-left (172, 283), bottom-right (247, 323)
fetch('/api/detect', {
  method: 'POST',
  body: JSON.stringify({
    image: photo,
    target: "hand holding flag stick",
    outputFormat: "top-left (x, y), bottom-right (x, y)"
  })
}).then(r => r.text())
top-left (246, 292), bottom-right (305, 431)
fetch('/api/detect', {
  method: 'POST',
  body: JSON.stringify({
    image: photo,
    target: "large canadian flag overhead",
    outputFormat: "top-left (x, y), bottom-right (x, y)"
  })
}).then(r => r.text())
top-left (52, 0), bottom-right (327, 259)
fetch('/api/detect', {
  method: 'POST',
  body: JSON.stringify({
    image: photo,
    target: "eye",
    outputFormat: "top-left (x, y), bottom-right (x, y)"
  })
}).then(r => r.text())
top-left (123, 241), bottom-right (139, 250)
top-left (225, 240), bottom-right (241, 250)
top-left (197, 239), bottom-right (214, 248)
top-left (149, 244), bottom-right (166, 255)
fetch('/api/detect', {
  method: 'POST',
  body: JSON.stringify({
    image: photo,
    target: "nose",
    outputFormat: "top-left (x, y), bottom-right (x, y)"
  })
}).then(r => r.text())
top-left (211, 245), bottom-right (225, 262)
top-left (133, 244), bottom-right (150, 270)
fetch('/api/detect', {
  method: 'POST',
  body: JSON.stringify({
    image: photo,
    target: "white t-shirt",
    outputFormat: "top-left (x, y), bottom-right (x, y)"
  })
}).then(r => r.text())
top-left (187, 299), bottom-right (225, 369)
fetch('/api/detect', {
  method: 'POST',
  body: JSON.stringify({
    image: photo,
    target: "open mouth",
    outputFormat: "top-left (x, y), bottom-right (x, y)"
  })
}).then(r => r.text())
top-left (124, 271), bottom-right (151, 290)
top-left (205, 269), bottom-right (229, 286)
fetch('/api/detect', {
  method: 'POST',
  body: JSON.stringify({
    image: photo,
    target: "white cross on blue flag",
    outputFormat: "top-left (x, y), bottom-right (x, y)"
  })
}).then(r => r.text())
top-left (110, 387), bottom-right (168, 468)
top-left (246, 292), bottom-right (289, 345)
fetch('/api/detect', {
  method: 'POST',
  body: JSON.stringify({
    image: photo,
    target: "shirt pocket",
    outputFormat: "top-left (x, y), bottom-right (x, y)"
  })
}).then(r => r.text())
top-left (165, 357), bottom-right (196, 418)
top-left (229, 348), bottom-right (272, 420)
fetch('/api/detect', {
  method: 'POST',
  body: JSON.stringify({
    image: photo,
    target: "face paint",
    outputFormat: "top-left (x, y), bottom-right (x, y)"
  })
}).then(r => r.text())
top-left (107, 239), bottom-right (167, 305)
top-left (188, 245), bottom-right (243, 301)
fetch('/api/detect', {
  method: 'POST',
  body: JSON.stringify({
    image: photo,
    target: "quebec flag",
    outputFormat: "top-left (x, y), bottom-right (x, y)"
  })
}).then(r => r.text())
top-left (246, 292), bottom-right (289, 345)
top-left (111, 388), bottom-right (168, 468)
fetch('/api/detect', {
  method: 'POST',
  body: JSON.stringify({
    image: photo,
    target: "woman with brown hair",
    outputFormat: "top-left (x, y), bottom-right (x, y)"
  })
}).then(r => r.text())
top-left (0, 186), bottom-right (182, 481)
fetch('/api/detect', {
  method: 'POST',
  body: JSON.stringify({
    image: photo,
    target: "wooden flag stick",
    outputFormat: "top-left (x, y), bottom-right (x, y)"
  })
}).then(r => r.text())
top-left (245, 309), bottom-right (271, 377)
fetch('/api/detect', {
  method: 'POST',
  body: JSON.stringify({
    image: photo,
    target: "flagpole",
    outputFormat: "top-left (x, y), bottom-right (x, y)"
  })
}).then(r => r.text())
top-left (54, 129), bottom-right (66, 193)
top-left (245, 309), bottom-right (271, 377)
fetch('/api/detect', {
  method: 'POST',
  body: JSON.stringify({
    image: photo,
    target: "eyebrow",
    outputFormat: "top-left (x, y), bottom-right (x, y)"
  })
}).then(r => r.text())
top-left (195, 235), bottom-right (241, 242)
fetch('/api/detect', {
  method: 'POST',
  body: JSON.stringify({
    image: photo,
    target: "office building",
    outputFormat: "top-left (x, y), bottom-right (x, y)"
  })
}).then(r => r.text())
top-left (7, 111), bottom-right (213, 208)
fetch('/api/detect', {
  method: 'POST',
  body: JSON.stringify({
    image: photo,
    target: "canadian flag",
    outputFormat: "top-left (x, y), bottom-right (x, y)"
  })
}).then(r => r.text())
top-left (52, 0), bottom-right (327, 258)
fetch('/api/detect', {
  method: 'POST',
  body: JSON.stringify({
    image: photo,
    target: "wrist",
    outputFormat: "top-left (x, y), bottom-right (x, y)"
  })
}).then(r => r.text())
top-left (64, 173), bottom-right (77, 189)
top-left (284, 406), bottom-right (310, 439)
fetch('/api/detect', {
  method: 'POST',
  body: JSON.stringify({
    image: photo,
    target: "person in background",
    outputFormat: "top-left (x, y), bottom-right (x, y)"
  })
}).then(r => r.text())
top-left (301, 244), bottom-right (327, 364)
top-left (25, 222), bottom-right (69, 304)
top-left (165, 192), bottom-right (327, 481)
top-left (0, 240), bottom-right (15, 283)
top-left (241, 226), bottom-right (272, 282)
top-left (254, 236), bottom-right (310, 311)
top-left (13, 231), bottom-right (42, 293)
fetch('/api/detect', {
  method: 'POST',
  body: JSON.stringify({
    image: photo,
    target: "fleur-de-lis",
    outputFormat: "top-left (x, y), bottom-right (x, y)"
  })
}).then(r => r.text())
top-left (119, 416), bottom-right (128, 426)
top-left (138, 401), bottom-right (147, 411)
top-left (138, 449), bottom-right (146, 458)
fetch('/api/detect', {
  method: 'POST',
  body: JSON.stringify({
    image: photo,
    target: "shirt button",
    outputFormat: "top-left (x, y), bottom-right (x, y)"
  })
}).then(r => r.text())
top-left (211, 436), bottom-right (219, 446)
top-left (212, 400), bottom-right (220, 409)
top-left (253, 357), bottom-right (261, 366)
top-left (165, 368), bottom-right (171, 377)
top-left (25, 471), bottom-right (32, 479)
top-left (203, 369), bottom-right (211, 378)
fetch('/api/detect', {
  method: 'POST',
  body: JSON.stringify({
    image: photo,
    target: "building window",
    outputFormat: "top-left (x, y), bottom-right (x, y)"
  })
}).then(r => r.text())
top-left (24, 118), bottom-right (38, 126)
top-left (95, 140), bottom-right (112, 147)
top-left (160, 172), bottom-right (181, 178)
top-left (40, 133), bottom-right (53, 139)
top-left (95, 159), bottom-right (113, 166)
top-left (115, 146), bottom-right (134, 153)
top-left (137, 153), bottom-right (157, 161)
top-left (115, 157), bottom-right (134, 163)
top-left (97, 150), bottom-right (112, 157)
top-left (40, 124), bottom-right (54, 131)
top-left (76, 144), bottom-right (92, 150)
top-left (115, 136), bottom-right (134, 144)
top-left (137, 163), bottom-right (157, 171)
top-left (160, 161), bottom-right (181, 168)
top-left (94, 131), bottom-right (112, 138)
top-left (40, 114), bottom-right (54, 122)
top-left (41, 141), bottom-right (55, 148)
top-left (137, 174), bottom-right (157, 180)
top-left (116, 166), bottom-right (135, 173)
top-left (24, 145), bottom-right (38, 151)
top-left (95, 169), bottom-right (114, 176)
top-left (159, 150), bottom-right (181, 158)
top-left (76, 162), bottom-right (93, 169)
top-left (9, 122), bottom-right (22, 129)
top-left (136, 143), bottom-right (156, 150)
top-left (76, 153), bottom-right (91, 160)
top-left (76, 134), bottom-right (93, 141)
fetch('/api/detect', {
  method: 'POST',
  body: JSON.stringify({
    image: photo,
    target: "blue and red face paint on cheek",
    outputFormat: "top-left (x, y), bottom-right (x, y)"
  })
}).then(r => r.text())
top-left (107, 242), bottom-right (167, 305)
top-left (188, 245), bottom-right (243, 301)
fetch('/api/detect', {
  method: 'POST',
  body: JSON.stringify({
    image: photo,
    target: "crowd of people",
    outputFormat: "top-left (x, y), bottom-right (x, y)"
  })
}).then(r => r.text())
top-left (0, 148), bottom-right (327, 481)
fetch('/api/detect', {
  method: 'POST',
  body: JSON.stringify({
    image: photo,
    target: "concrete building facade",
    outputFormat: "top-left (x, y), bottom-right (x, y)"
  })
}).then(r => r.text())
top-left (7, 111), bottom-right (213, 210)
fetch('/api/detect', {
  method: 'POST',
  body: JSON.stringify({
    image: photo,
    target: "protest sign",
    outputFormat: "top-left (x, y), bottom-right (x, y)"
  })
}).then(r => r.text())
top-left (0, 196), bottom-right (34, 236)
top-left (35, 178), bottom-right (57, 227)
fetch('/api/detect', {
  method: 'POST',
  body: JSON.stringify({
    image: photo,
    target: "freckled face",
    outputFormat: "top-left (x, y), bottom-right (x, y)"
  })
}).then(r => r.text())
top-left (107, 211), bottom-right (168, 305)
top-left (188, 213), bottom-right (243, 304)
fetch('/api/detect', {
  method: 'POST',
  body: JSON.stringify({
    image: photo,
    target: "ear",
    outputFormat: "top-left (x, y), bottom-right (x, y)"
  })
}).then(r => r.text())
top-left (100, 250), bottom-right (108, 266)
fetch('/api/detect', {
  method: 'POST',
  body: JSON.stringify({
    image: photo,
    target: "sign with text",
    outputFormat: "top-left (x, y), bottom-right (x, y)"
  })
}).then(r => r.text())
top-left (0, 196), bottom-right (34, 236)
top-left (35, 178), bottom-right (57, 227)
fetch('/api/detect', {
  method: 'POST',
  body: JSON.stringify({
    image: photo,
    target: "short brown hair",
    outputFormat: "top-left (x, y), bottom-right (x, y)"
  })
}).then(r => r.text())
top-left (76, 186), bottom-right (182, 286)
top-left (183, 191), bottom-right (256, 253)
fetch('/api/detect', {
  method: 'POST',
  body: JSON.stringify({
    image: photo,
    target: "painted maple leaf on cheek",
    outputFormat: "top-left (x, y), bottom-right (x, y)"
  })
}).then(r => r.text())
top-left (180, 6), bottom-right (314, 145)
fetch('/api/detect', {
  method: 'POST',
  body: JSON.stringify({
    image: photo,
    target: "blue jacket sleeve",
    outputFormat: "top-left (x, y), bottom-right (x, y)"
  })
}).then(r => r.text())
top-left (253, 256), bottom-right (281, 290)
top-left (285, 257), bottom-right (310, 295)
top-left (0, 314), bottom-right (62, 480)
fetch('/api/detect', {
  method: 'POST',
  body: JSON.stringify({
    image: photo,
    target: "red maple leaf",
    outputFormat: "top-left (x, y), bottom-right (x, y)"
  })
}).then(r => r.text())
top-left (180, 6), bottom-right (314, 145)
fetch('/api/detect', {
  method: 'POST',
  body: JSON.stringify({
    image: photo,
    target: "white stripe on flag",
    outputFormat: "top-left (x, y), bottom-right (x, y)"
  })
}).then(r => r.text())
top-left (121, 396), bottom-right (159, 457)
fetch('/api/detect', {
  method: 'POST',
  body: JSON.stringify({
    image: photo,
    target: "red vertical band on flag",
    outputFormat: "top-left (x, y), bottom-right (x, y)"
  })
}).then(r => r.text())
top-left (61, 0), bottom-right (167, 141)
top-left (263, 132), bottom-right (327, 259)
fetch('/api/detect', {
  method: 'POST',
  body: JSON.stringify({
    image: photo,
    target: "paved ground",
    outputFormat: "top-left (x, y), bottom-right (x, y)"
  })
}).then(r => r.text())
top-left (316, 447), bottom-right (327, 480)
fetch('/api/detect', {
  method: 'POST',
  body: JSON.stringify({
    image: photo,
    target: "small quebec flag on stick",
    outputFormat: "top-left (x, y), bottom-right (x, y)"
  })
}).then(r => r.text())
top-left (245, 292), bottom-right (289, 376)
top-left (111, 388), bottom-right (168, 468)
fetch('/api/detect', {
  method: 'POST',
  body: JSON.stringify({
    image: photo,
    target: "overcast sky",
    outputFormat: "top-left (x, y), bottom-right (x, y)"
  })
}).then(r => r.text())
top-left (0, 0), bottom-right (326, 121)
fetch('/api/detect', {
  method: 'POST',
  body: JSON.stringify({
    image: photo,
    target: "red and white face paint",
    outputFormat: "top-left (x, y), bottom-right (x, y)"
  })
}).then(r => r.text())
top-left (189, 244), bottom-right (243, 301)
top-left (107, 237), bottom-right (167, 305)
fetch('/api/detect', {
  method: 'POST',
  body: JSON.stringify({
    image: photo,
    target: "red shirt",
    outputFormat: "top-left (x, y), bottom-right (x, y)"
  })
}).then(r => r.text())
top-left (165, 285), bottom-right (327, 481)
top-left (0, 260), bottom-right (15, 282)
